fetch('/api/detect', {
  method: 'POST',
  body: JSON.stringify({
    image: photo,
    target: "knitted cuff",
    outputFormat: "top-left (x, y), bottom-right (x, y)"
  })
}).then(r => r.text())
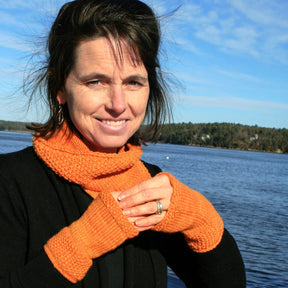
top-left (153, 172), bottom-right (224, 253)
top-left (44, 191), bottom-right (138, 283)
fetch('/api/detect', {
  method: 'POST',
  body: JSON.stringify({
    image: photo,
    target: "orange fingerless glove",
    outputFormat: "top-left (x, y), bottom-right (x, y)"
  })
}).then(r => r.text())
top-left (153, 172), bottom-right (224, 253)
top-left (44, 191), bottom-right (139, 283)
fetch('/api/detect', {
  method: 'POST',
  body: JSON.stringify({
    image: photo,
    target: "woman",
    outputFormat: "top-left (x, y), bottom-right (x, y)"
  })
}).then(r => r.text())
top-left (0, 0), bottom-right (245, 287)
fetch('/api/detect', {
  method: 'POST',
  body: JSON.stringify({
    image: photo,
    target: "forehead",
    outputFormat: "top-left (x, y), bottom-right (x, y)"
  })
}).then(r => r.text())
top-left (74, 37), bottom-right (143, 70)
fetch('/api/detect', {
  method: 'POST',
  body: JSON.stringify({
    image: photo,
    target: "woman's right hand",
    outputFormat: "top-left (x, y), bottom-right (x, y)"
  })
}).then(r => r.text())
top-left (112, 174), bottom-right (173, 232)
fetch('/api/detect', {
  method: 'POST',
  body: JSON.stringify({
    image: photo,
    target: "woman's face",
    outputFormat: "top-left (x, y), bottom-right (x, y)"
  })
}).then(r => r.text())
top-left (57, 37), bottom-right (149, 153)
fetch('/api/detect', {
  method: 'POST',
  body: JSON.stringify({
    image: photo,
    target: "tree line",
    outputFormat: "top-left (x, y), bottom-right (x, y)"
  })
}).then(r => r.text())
top-left (146, 122), bottom-right (288, 154)
top-left (0, 120), bottom-right (29, 132)
top-left (1, 120), bottom-right (287, 154)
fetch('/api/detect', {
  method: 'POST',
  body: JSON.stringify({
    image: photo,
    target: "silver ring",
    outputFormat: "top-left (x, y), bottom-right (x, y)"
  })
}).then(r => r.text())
top-left (156, 200), bottom-right (163, 215)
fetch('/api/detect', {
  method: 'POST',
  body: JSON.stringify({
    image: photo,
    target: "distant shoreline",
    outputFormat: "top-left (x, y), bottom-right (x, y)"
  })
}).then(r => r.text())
top-left (1, 120), bottom-right (287, 154)
top-left (0, 120), bottom-right (30, 133)
top-left (1, 129), bottom-right (32, 134)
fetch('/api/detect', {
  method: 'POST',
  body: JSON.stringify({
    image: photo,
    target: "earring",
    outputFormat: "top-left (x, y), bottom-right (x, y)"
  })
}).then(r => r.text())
top-left (57, 103), bottom-right (64, 125)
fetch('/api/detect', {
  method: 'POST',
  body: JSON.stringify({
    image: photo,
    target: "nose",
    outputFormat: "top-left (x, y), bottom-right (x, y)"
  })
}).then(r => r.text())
top-left (106, 84), bottom-right (127, 116)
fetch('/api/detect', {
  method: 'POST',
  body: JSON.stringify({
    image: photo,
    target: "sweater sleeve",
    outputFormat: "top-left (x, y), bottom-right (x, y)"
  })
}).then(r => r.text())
top-left (158, 230), bottom-right (246, 288)
top-left (152, 172), bottom-right (224, 253)
top-left (0, 168), bottom-right (73, 288)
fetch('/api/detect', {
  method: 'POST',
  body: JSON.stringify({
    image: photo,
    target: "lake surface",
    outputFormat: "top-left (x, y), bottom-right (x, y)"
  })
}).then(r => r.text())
top-left (1, 131), bottom-right (288, 287)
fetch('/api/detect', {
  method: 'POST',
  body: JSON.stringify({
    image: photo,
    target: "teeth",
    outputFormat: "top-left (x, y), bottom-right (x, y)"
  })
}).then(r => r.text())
top-left (102, 120), bottom-right (126, 126)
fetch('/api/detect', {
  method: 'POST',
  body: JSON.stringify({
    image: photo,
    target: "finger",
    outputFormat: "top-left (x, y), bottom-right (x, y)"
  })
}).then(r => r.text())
top-left (119, 185), bottom-right (172, 210)
top-left (134, 213), bottom-right (166, 228)
top-left (133, 224), bottom-right (155, 232)
top-left (130, 214), bottom-right (163, 232)
top-left (118, 174), bottom-right (170, 201)
top-left (111, 191), bottom-right (121, 202)
top-left (122, 199), bottom-right (168, 217)
top-left (125, 212), bottom-right (156, 232)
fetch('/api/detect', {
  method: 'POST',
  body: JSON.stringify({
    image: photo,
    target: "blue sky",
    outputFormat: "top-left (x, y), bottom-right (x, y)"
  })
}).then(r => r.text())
top-left (0, 0), bottom-right (287, 128)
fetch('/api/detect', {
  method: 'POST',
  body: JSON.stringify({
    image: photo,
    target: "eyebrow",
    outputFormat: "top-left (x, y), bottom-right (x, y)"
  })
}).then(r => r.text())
top-left (78, 73), bottom-right (148, 83)
top-left (125, 75), bottom-right (149, 84)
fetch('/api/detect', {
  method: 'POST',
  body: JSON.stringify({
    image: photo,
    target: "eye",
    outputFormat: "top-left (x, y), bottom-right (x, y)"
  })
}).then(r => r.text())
top-left (127, 80), bottom-right (144, 90)
top-left (129, 80), bottom-right (140, 86)
top-left (125, 75), bottom-right (148, 90)
top-left (86, 80), bottom-right (101, 86)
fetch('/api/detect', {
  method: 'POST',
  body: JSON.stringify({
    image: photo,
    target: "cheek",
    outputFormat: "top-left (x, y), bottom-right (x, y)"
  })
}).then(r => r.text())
top-left (66, 91), bottom-right (95, 116)
top-left (131, 92), bottom-right (149, 116)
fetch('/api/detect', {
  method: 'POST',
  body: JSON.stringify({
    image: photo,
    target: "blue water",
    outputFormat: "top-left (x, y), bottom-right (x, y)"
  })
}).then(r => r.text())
top-left (1, 131), bottom-right (288, 287)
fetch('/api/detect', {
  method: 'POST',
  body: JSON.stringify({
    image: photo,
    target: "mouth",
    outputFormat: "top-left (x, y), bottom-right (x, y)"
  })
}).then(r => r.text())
top-left (101, 119), bottom-right (127, 126)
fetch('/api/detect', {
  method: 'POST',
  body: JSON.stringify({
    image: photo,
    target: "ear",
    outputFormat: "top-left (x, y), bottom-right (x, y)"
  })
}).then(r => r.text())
top-left (57, 89), bottom-right (67, 105)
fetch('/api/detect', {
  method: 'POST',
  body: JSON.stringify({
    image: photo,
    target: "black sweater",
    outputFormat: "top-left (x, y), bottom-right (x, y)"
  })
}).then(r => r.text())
top-left (0, 147), bottom-right (246, 287)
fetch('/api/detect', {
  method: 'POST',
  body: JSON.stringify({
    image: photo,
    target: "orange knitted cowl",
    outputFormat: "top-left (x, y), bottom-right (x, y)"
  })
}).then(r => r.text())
top-left (33, 125), bottom-right (151, 198)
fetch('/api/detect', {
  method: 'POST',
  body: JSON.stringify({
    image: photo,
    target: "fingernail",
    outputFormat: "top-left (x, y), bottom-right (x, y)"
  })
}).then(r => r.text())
top-left (118, 194), bottom-right (125, 201)
top-left (123, 210), bottom-right (130, 216)
top-left (134, 220), bottom-right (143, 226)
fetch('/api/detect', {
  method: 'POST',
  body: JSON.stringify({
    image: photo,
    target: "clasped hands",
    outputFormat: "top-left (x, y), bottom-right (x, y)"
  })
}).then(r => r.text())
top-left (112, 174), bottom-right (173, 232)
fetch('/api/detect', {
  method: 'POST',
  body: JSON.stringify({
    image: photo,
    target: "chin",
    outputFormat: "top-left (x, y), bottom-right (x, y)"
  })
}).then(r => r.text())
top-left (94, 139), bottom-right (129, 153)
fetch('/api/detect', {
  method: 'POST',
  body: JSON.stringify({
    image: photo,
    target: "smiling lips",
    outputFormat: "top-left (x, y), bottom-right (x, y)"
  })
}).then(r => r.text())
top-left (101, 119), bottom-right (127, 126)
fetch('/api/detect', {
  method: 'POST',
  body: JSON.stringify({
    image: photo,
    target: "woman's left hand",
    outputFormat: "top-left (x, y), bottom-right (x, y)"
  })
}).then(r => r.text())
top-left (115, 174), bottom-right (173, 232)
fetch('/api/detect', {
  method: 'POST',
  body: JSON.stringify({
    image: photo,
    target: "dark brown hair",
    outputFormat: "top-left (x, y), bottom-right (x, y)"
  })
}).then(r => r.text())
top-left (27, 0), bottom-right (172, 143)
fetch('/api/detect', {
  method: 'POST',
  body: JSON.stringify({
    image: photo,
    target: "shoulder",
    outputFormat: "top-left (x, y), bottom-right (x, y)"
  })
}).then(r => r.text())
top-left (0, 147), bottom-right (43, 177)
top-left (141, 160), bottom-right (162, 177)
top-left (1, 146), bottom-right (36, 162)
top-left (0, 147), bottom-right (41, 225)
top-left (0, 147), bottom-right (50, 196)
